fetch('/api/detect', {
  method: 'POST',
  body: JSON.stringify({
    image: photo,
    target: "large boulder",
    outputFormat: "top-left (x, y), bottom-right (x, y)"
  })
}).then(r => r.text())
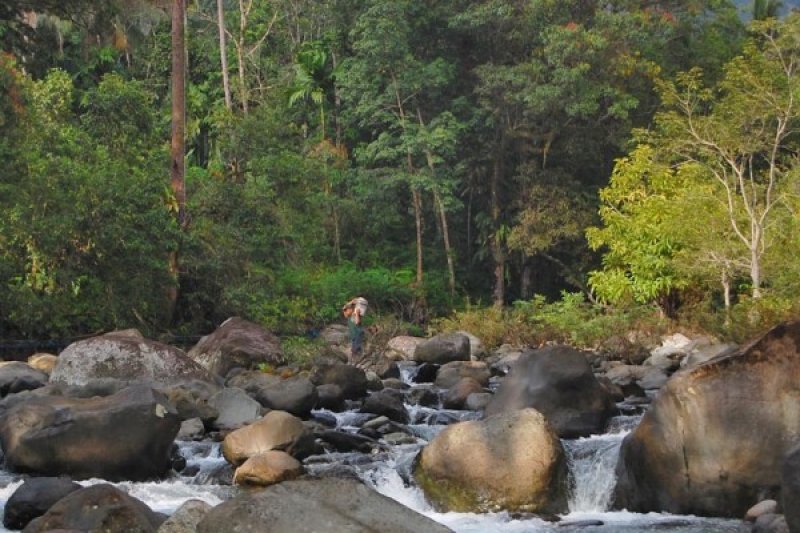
top-left (309, 364), bottom-right (368, 400)
top-left (442, 378), bottom-right (484, 410)
top-left (414, 408), bottom-right (567, 513)
top-left (0, 384), bottom-right (180, 481)
top-left (414, 333), bottom-right (471, 365)
top-left (615, 321), bottom-right (800, 517)
top-left (222, 410), bottom-right (309, 466)
top-left (26, 354), bottom-right (58, 375)
top-left (187, 317), bottom-right (284, 378)
top-left (3, 477), bottom-right (81, 530)
top-left (0, 362), bottom-right (48, 397)
top-left (385, 336), bottom-right (426, 360)
top-left (50, 330), bottom-right (214, 387)
top-left (23, 484), bottom-right (165, 533)
top-left (197, 477), bottom-right (452, 533)
top-left (485, 346), bottom-right (616, 438)
top-left (227, 371), bottom-right (318, 417)
top-left (360, 390), bottom-right (408, 423)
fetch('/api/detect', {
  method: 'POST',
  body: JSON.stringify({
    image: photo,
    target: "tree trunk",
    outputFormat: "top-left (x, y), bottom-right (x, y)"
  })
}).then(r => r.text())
top-left (217, 0), bottom-right (232, 110)
top-left (412, 188), bottom-right (424, 287)
top-left (169, 0), bottom-right (187, 317)
top-left (237, 0), bottom-right (248, 114)
top-left (490, 142), bottom-right (505, 308)
top-left (751, 243), bottom-right (762, 299)
top-left (435, 192), bottom-right (455, 299)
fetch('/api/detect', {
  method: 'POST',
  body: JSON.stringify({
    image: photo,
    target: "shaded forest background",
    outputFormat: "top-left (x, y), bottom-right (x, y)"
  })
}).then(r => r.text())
top-left (1, 0), bottom-right (800, 347)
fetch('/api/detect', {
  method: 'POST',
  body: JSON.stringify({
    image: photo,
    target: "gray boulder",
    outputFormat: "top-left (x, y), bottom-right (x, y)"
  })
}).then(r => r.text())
top-left (485, 346), bottom-right (616, 438)
top-left (227, 371), bottom-right (318, 417)
top-left (615, 321), bottom-right (800, 517)
top-left (208, 387), bottom-right (262, 430)
top-left (361, 390), bottom-right (408, 423)
top-left (783, 442), bottom-right (800, 532)
top-left (413, 333), bottom-right (471, 365)
top-left (50, 331), bottom-right (214, 387)
top-left (157, 499), bottom-right (212, 533)
top-left (23, 483), bottom-right (165, 533)
top-left (3, 477), bottom-right (81, 530)
top-left (187, 317), bottom-right (284, 378)
top-left (0, 384), bottom-right (180, 481)
top-left (442, 378), bottom-right (484, 410)
top-left (0, 362), bottom-right (48, 397)
top-left (197, 477), bottom-right (452, 533)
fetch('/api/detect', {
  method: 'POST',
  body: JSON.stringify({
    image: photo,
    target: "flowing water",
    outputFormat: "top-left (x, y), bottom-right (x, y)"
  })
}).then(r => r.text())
top-left (0, 379), bottom-right (751, 532)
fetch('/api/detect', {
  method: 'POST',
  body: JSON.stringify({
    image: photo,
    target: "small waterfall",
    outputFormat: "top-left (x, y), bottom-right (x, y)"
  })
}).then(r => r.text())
top-left (564, 431), bottom-right (628, 513)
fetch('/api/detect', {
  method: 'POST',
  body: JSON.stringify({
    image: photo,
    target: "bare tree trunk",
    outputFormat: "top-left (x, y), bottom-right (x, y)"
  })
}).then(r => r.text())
top-left (412, 188), bottom-right (424, 286)
top-left (217, 0), bottom-right (232, 110)
top-left (237, 0), bottom-right (248, 113)
top-left (169, 0), bottom-right (187, 317)
top-left (490, 141), bottom-right (505, 308)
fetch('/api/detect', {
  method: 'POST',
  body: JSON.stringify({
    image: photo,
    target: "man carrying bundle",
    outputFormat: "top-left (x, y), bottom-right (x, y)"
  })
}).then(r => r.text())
top-left (342, 296), bottom-right (368, 365)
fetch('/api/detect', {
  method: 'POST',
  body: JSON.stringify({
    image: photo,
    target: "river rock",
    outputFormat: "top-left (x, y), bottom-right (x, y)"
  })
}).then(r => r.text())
top-left (197, 477), bottom-right (452, 533)
top-left (23, 483), bottom-right (165, 533)
top-left (637, 366), bottom-right (669, 390)
top-left (360, 390), bottom-right (408, 423)
top-left (177, 417), bottom-right (205, 440)
top-left (415, 408), bottom-right (567, 513)
top-left (227, 371), bottom-right (318, 417)
top-left (434, 361), bottom-right (490, 389)
top-left (408, 387), bottom-right (439, 407)
top-left (222, 410), bottom-right (309, 466)
top-left (3, 477), bottom-right (81, 530)
top-left (442, 378), bottom-right (484, 410)
top-left (385, 336), bottom-right (426, 360)
top-left (614, 321), bottom-right (800, 517)
top-left (51, 330), bottom-right (214, 387)
top-left (753, 513), bottom-right (790, 533)
top-left (681, 342), bottom-right (738, 369)
top-left (163, 382), bottom-right (219, 424)
top-left (0, 384), bottom-right (179, 481)
top-left (412, 363), bottom-right (440, 383)
top-left (487, 345), bottom-right (526, 375)
top-left (315, 383), bottom-right (345, 410)
top-left (320, 324), bottom-right (349, 346)
top-left (208, 387), bottom-right (262, 430)
top-left (414, 333), bottom-right (470, 364)
top-left (187, 317), bottom-right (284, 378)
top-left (485, 346), bottom-right (616, 438)
top-left (456, 331), bottom-right (485, 360)
top-left (746, 500), bottom-right (779, 522)
top-left (0, 362), bottom-right (48, 397)
top-left (309, 364), bottom-right (368, 400)
top-left (465, 392), bottom-right (492, 411)
top-left (156, 499), bottom-right (212, 533)
top-left (233, 450), bottom-right (303, 486)
top-left (26, 354), bottom-right (58, 375)
top-left (782, 442), bottom-right (800, 532)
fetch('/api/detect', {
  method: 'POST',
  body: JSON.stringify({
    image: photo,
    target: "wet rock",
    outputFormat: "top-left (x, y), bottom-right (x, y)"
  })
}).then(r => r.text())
top-left (0, 362), bottom-right (48, 397)
top-left (3, 477), bottom-right (81, 530)
top-left (197, 477), bottom-right (452, 533)
top-left (163, 384), bottom-right (219, 424)
top-left (23, 484), bottom-right (165, 533)
top-left (414, 333), bottom-right (471, 365)
top-left (0, 384), bottom-right (179, 481)
top-left (415, 408), bottom-right (567, 513)
top-left (222, 410), bottom-right (310, 466)
top-left (309, 364), bottom-right (368, 400)
top-left (362, 415), bottom-right (390, 430)
top-left (455, 331), bottom-right (485, 360)
top-left (485, 346), bottom-right (616, 438)
top-left (408, 387), bottom-right (439, 407)
top-left (156, 499), bottom-right (212, 533)
top-left (486, 345), bottom-right (525, 376)
top-left (187, 317), bottom-right (284, 378)
top-left (615, 321), bottom-right (800, 517)
top-left (753, 513), bottom-right (790, 533)
top-left (233, 451), bottom-right (303, 486)
top-left (320, 430), bottom-right (377, 453)
top-left (434, 361), bottom-right (490, 389)
top-left (637, 366), bottom-right (669, 390)
top-left (382, 378), bottom-right (408, 390)
top-left (383, 432), bottom-right (417, 445)
top-left (412, 363), bottom-right (440, 384)
top-left (681, 341), bottom-right (738, 369)
top-left (782, 442), bottom-right (800, 532)
top-left (361, 390), bottom-right (408, 423)
top-left (378, 362), bottom-right (401, 380)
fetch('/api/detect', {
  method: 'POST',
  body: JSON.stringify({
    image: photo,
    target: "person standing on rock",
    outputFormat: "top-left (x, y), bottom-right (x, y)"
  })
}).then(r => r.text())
top-left (342, 297), bottom-right (368, 364)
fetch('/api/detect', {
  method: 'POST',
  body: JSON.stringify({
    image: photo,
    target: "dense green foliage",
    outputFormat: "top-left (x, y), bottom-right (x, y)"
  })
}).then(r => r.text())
top-left (1, 1), bottom-right (798, 342)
